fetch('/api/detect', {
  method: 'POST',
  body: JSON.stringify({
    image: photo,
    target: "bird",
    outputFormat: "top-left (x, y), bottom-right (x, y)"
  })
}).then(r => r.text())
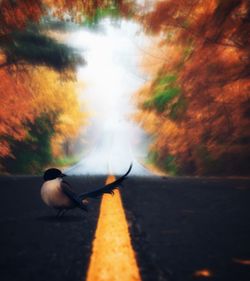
top-left (41, 164), bottom-right (132, 217)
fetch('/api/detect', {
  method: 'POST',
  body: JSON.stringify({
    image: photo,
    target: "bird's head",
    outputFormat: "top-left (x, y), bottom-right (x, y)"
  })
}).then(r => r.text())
top-left (43, 168), bottom-right (66, 181)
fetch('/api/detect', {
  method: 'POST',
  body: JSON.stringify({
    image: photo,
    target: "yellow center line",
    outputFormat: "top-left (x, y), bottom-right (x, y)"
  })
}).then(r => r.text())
top-left (86, 175), bottom-right (141, 281)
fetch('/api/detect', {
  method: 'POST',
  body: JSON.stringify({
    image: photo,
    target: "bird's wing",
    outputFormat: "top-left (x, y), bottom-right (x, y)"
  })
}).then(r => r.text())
top-left (79, 164), bottom-right (132, 200)
top-left (61, 180), bottom-right (88, 211)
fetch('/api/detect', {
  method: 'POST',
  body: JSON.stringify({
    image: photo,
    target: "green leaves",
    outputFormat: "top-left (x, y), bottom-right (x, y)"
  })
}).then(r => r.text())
top-left (153, 87), bottom-right (181, 112)
top-left (143, 74), bottom-right (182, 113)
top-left (2, 114), bottom-right (56, 174)
top-left (158, 74), bottom-right (177, 85)
top-left (0, 28), bottom-right (85, 71)
top-left (83, 5), bottom-right (120, 28)
top-left (147, 150), bottom-right (179, 176)
top-left (164, 155), bottom-right (178, 176)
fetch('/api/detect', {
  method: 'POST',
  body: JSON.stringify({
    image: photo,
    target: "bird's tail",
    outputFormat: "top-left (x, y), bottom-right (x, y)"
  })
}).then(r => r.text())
top-left (78, 163), bottom-right (132, 200)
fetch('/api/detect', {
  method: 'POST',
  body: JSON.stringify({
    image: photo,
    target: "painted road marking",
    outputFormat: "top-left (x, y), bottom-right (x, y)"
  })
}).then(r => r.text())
top-left (86, 175), bottom-right (141, 281)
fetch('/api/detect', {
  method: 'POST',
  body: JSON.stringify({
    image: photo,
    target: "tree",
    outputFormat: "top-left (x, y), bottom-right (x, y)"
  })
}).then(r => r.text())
top-left (0, 27), bottom-right (84, 71)
top-left (0, 65), bottom-right (86, 173)
top-left (0, 0), bottom-right (85, 70)
top-left (0, 0), bottom-right (135, 70)
top-left (136, 0), bottom-right (250, 175)
top-left (2, 114), bottom-right (56, 174)
top-left (0, 68), bottom-right (34, 157)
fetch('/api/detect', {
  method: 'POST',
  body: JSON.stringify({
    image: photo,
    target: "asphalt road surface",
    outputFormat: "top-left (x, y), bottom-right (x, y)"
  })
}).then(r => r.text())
top-left (0, 175), bottom-right (250, 281)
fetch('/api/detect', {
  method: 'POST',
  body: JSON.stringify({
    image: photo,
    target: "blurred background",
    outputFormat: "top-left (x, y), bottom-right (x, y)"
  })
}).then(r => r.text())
top-left (0, 0), bottom-right (249, 176)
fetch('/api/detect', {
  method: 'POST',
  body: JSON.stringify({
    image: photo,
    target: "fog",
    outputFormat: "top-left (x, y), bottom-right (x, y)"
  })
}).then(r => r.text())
top-left (65, 19), bottom-right (152, 175)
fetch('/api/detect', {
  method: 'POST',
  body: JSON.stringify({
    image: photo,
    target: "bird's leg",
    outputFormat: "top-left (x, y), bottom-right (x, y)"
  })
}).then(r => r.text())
top-left (79, 203), bottom-right (88, 212)
top-left (56, 209), bottom-right (63, 218)
top-left (60, 209), bottom-right (67, 218)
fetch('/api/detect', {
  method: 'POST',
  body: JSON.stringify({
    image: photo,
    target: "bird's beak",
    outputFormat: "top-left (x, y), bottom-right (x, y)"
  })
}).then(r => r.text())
top-left (61, 173), bottom-right (67, 178)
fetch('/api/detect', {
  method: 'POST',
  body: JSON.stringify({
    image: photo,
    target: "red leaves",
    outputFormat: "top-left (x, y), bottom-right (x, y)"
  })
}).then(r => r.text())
top-left (0, 0), bottom-right (43, 33)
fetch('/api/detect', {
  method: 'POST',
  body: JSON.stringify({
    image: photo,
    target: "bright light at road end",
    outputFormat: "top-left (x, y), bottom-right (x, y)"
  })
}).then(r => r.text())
top-left (66, 19), bottom-right (152, 175)
top-left (86, 175), bottom-right (141, 281)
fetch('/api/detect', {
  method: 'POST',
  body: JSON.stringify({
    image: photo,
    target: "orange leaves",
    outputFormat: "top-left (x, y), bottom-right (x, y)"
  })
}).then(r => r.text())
top-left (144, 1), bottom-right (182, 34)
top-left (0, 66), bottom-right (86, 159)
top-left (0, 69), bottom-right (34, 155)
top-left (143, 0), bottom-right (217, 38)
top-left (136, 0), bottom-right (250, 175)
top-left (0, 140), bottom-right (11, 157)
top-left (23, 66), bottom-right (86, 157)
top-left (0, 52), bottom-right (6, 64)
top-left (0, 0), bottom-right (135, 37)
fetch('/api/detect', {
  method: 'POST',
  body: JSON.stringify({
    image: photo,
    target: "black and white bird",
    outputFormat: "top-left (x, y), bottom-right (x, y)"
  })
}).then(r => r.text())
top-left (41, 164), bottom-right (132, 217)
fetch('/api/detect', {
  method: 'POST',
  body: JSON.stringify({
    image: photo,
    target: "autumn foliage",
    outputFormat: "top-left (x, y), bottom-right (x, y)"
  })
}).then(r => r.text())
top-left (0, 65), bottom-right (85, 172)
top-left (0, 0), bottom-right (249, 175)
top-left (0, 0), bottom-right (43, 33)
top-left (0, 0), bottom-right (84, 173)
top-left (0, 0), bottom-right (133, 173)
top-left (0, 69), bottom-right (33, 157)
top-left (136, 0), bottom-right (250, 175)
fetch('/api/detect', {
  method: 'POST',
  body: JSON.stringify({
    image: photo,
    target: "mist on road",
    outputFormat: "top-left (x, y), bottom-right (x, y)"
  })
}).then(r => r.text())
top-left (65, 19), bottom-right (152, 175)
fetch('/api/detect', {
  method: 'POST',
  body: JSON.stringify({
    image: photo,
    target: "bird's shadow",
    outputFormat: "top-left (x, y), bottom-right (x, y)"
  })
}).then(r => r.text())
top-left (37, 214), bottom-right (84, 223)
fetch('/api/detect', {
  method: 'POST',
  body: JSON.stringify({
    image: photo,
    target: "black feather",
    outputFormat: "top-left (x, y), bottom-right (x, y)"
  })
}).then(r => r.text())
top-left (61, 180), bottom-right (88, 211)
top-left (79, 164), bottom-right (132, 200)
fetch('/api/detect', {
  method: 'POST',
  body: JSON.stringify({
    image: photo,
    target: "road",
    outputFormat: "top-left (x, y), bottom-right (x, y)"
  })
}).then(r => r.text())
top-left (0, 175), bottom-right (250, 281)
